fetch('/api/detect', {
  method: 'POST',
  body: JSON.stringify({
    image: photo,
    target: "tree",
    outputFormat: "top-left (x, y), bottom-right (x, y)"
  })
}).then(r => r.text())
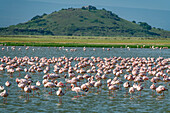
top-left (138, 22), bottom-right (152, 30)
top-left (31, 15), bottom-right (42, 21)
top-left (132, 21), bottom-right (136, 23)
top-left (81, 5), bottom-right (97, 10)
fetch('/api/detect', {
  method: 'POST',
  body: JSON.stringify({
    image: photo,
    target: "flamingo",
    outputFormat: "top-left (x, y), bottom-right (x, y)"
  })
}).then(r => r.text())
top-left (85, 78), bottom-right (94, 91)
top-left (77, 75), bottom-right (84, 86)
top-left (30, 85), bottom-right (40, 96)
top-left (24, 74), bottom-right (31, 80)
top-left (5, 81), bottom-right (11, 93)
top-left (150, 83), bottom-right (156, 96)
top-left (0, 86), bottom-right (4, 91)
top-left (123, 81), bottom-right (130, 95)
top-left (108, 84), bottom-right (119, 97)
top-left (56, 81), bottom-right (65, 88)
top-left (56, 81), bottom-right (66, 93)
top-left (142, 75), bottom-right (149, 87)
top-left (129, 87), bottom-right (135, 98)
top-left (163, 75), bottom-right (170, 87)
top-left (36, 81), bottom-right (41, 86)
top-left (56, 88), bottom-right (65, 103)
top-left (70, 84), bottom-right (82, 98)
top-left (101, 74), bottom-right (107, 84)
top-left (24, 86), bottom-right (32, 101)
top-left (18, 83), bottom-right (26, 93)
top-left (94, 80), bottom-right (102, 93)
top-left (156, 85), bottom-right (168, 96)
top-left (136, 84), bottom-right (143, 96)
top-left (44, 82), bottom-right (56, 94)
top-left (16, 67), bottom-right (23, 76)
top-left (81, 84), bottom-right (89, 95)
top-left (0, 90), bottom-right (8, 104)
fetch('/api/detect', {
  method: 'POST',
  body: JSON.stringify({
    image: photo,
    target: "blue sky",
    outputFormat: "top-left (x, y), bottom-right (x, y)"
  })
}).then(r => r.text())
top-left (25, 0), bottom-right (170, 11)
top-left (0, 0), bottom-right (170, 30)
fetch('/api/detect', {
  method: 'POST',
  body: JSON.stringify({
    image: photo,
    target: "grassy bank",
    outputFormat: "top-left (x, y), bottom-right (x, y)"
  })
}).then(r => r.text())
top-left (0, 35), bottom-right (169, 48)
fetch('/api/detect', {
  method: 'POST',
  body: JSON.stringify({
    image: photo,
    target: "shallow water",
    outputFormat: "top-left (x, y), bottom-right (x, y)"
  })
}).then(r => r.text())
top-left (0, 46), bottom-right (169, 113)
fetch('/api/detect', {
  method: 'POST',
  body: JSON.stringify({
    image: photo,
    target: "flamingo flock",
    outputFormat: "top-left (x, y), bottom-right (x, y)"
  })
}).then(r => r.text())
top-left (0, 46), bottom-right (169, 104)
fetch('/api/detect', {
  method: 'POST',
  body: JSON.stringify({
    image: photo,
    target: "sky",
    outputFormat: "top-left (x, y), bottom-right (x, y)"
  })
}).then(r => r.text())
top-left (0, 0), bottom-right (170, 30)
top-left (26, 0), bottom-right (170, 11)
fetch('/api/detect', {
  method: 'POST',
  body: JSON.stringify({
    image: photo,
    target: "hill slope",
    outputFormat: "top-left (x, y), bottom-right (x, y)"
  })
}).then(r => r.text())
top-left (0, 6), bottom-right (170, 37)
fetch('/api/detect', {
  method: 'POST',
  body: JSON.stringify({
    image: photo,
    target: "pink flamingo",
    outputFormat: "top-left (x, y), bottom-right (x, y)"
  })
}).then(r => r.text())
top-left (70, 84), bottom-right (82, 98)
top-left (123, 81), bottom-right (130, 95)
top-left (150, 83), bottom-right (156, 96)
top-left (0, 90), bottom-right (8, 104)
top-left (36, 81), bottom-right (41, 86)
top-left (156, 85), bottom-right (168, 96)
top-left (94, 80), bottom-right (102, 93)
top-left (129, 87), bottom-right (135, 98)
top-left (81, 84), bottom-right (89, 95)
top-left (56, 88), bottom-right (65, 103)
top-left (24, 86), bottom-right (32, 101)
top-left (30, 85), bottom-right (40, 96)
top-left (5, 81), bottom-right (11, 92)
top-left (108, 84), bottom-right (119, 97)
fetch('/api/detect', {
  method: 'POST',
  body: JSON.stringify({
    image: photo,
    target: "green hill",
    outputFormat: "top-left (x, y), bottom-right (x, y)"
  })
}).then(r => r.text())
top-left (0, 5), bottom-right (170, 37)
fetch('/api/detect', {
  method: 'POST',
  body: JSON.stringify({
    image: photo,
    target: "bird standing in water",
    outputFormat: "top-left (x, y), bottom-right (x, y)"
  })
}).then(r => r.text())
top-left (5, 81), bottom-right (11, 93)
top-left (56, 88), bottom-right (65, 103)
top-left (0, 90), bottom-right (8, 104)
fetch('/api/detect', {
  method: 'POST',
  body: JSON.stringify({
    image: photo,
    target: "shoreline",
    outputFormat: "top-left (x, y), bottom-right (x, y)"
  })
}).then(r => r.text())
top-left (0, 42), bottom-right (169, 48)
top-left (0, 35), bottom-right (169, 48)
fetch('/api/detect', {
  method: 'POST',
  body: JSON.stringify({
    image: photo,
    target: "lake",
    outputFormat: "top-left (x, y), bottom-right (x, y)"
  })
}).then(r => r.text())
top-left (0, 46), bottom-right (169, 112)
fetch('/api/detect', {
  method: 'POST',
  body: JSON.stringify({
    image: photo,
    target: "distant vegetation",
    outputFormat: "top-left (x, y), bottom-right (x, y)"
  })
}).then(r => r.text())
top-left (0, 5), bottom-right (170, 38)
top-left (0, 35), bottom-right (169, 48)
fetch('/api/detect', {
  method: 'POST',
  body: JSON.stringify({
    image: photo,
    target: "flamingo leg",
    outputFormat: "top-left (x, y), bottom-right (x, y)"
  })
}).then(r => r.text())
top-left (59, 97), bottom-right (62, 103)
top-left (75, 92), bottom-right (81, 98)
top-left (10, 73), bottom-right (13, 77)
top-left (97, 88), bottom-right (99, 93)
top-left (22, 89), bottom-right (24, 96)
top-left (37, 92), bottom-right (40, 96)
top-left (28, 93), bottom-right (29, 101)
top-left (119, 85), bottom-right (122, 90)
top-left (108, 90), bottom-right (110, 95)
top-left (60, 97), bottom-right (62, 103)
top-left (83, 92), bottom-right (86, 96)
top-left (6, 97), bottom-right (7, 103)
top-left (58, 96), bottom-right (60, 103)
top-left (130, 81), bottom-right (132, 87)
top-left (144, 81), bottom-right (147, 88)
top-left (25, 93), bottom-right (27, 100)
top-left (33, 90), bottom-right (34, 96)
top-left (126, 88), bottom-right (128, 95)
top-left (77, 92), bottom-right (79, 97)
top-left (131, 93), bottom-right (133, 99)
top-left (79, 82), bottom-right (81, 87)
top-left (65, 83), bottom-right (68, 90)
top-left (8, 88), bottom-right (10, 93)
top-left (3, 98), bottom-right (5, 104)
top-left (93, 88), bottom-right (95, 92)
top-left (51, 88), bottom-right (52, 94)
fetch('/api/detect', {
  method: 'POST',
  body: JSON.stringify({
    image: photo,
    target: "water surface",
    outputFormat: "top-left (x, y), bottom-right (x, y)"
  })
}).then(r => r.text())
top-left (0, 46), bottom-right (169, 113)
